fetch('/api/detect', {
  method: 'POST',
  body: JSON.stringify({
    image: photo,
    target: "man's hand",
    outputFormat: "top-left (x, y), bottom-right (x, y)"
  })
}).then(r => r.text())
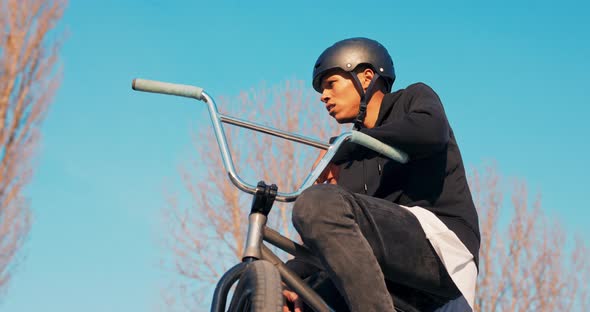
top-left (282, 288), bottom-right (304, 312)
top-left (312, 150), bottom-right (340, 185)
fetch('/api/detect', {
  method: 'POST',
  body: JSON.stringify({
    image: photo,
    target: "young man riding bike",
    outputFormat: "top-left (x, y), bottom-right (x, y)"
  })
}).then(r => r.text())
top-left (283, 37), bottom-right (481, 312)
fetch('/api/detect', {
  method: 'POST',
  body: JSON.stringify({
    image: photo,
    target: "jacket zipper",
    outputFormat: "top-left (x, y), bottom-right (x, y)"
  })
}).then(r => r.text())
top-left (363, 160), bottom-right (368, 194)
top-left (364, 159), bottom-right (384, 194)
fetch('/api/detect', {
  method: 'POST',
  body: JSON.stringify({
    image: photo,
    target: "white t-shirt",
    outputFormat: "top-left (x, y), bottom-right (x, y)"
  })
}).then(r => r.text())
top-left (400, 205), bottom-right (477, 312)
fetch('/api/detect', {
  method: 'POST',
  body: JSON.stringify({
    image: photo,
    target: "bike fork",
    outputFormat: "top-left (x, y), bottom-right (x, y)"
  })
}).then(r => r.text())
top-left (210, 181), bottom-right (277, 312)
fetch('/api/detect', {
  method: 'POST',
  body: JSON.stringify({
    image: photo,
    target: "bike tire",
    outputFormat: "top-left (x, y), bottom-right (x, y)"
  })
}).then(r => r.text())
top-left (227, 260), bottom-right (283, 312)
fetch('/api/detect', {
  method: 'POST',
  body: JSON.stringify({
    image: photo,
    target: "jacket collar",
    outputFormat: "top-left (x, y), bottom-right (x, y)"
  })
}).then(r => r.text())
top-left (374, 90), bottom-right (402, 127)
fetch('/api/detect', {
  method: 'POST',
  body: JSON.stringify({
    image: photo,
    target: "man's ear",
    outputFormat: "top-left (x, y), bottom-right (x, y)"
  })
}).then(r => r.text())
top-left (360, 68), bottom-right (375, 90)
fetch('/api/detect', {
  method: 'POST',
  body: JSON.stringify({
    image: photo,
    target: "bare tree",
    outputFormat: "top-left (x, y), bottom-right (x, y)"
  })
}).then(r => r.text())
top-left (160, 80), bottom-right (341, 310)
top-left (0, 0), bottom-right (66, 294)
top-left (471, 164), bottom-right (589, 312)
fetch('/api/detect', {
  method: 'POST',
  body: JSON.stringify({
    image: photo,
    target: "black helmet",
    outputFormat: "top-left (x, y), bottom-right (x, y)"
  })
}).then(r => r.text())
top-left (312, 37), bottom-right (395, 93)
top-left (312, 37), bottom-right (396, 129)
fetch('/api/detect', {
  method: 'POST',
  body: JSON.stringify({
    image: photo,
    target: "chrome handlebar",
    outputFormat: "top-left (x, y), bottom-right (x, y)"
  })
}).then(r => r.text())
top-left (132, 78), bottom-right (408, 202)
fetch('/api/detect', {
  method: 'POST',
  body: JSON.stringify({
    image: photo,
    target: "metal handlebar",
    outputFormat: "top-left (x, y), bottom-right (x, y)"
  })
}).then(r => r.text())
top-left (132, 78), bottom-right (409, 202)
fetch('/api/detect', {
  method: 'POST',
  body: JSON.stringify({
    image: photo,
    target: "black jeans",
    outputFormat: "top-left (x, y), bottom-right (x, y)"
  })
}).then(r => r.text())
top-left (288, 184), bottom-right (460, 312)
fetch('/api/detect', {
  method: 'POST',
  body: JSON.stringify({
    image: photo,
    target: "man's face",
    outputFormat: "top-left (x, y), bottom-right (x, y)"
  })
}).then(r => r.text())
top-left (319, 70), bottom-right (361, 123)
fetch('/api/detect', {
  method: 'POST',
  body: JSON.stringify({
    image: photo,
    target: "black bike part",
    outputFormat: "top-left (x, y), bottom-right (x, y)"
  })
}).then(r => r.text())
top-left (210, 262), bottom-right (248, 312)
top-left (261, 245), bottom-right (333, 312)
top-left (263, 227), bottom-right (321, 267)
top-left (227, 260), bottom-right (283, 312)
top-left (250, 181), bottom-right (278, 216)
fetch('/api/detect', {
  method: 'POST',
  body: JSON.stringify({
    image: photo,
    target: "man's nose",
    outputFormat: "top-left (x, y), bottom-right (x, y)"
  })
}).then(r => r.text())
top-left (320, 92), bottom-right (329, 103)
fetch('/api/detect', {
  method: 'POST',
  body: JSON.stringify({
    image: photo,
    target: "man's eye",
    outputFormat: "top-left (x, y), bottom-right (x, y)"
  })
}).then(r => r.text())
top-left (322, 80), bottom-right (336, 90)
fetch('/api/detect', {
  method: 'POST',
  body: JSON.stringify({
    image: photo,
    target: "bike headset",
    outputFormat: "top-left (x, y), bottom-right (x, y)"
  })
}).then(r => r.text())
top-left (312, 37), bottom-right (396, 130)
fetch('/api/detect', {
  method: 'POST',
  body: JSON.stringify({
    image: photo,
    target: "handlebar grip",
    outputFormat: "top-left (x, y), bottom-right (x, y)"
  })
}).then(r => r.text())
top-left (132, 78), bottom-right (204, 101)
top-left (350, 130), bottom-right (409, 164)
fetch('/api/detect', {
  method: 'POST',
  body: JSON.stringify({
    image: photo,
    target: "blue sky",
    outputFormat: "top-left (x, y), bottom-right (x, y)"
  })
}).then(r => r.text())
top-left (3, 0), bottom-right (589, 311)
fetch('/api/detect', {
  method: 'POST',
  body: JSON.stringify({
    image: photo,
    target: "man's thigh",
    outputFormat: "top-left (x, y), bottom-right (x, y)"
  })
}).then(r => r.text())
top-left (347, 192), bottom-right (459, 299)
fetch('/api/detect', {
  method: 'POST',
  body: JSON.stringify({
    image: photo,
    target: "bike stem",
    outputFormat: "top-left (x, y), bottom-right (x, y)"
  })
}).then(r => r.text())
top-left (242, 181), bottom-right (277, 261)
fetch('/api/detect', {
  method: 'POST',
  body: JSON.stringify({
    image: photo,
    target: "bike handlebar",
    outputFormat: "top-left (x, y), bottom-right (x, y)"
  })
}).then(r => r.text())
top-left (348, 131), bottom-right (408, 164)
top-left (132, 78), bottom-right (409, 202)
top-left (132, 78), bottom-right (205, 101)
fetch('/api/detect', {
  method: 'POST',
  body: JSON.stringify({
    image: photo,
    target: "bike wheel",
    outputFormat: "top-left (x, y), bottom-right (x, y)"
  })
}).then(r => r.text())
top-left (227, 260), bottom-right (283, 312)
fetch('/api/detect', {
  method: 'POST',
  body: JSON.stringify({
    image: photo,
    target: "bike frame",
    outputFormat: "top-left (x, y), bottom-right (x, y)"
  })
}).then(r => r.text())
top-left (131, 78), bottom-right (409, 312)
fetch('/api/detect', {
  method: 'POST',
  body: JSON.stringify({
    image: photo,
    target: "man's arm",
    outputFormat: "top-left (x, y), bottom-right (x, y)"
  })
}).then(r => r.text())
top-left (332, 83), bottom-right (450, 164)
top-left (312, 150), bottom-right (340, 184)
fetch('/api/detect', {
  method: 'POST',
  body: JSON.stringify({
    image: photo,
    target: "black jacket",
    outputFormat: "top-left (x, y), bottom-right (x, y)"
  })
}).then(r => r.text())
top-left (333, 82), bottom-right (481, 266)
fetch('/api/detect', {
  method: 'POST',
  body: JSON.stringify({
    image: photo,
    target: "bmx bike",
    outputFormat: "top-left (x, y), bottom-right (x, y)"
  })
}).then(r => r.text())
top-left (131, 78), bottom-right (409, 312)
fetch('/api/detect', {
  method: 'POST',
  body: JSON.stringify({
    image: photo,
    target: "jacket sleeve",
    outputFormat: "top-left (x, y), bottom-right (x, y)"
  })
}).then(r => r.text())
top-left (332, 83), bottom-right (450, 164)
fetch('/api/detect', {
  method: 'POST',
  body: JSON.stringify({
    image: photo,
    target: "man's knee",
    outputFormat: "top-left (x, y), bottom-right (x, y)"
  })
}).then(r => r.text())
top-left (292, 184), bottom-right (347, 233)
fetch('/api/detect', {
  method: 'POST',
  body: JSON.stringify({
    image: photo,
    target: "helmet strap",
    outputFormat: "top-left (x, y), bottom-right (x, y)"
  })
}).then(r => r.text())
top-left (351, 73), bottom-right (381, 130)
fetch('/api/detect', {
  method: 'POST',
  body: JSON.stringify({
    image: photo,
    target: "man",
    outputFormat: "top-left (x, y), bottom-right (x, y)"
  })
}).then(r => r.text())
top-left (283, 37), bottom-right (481, 312)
